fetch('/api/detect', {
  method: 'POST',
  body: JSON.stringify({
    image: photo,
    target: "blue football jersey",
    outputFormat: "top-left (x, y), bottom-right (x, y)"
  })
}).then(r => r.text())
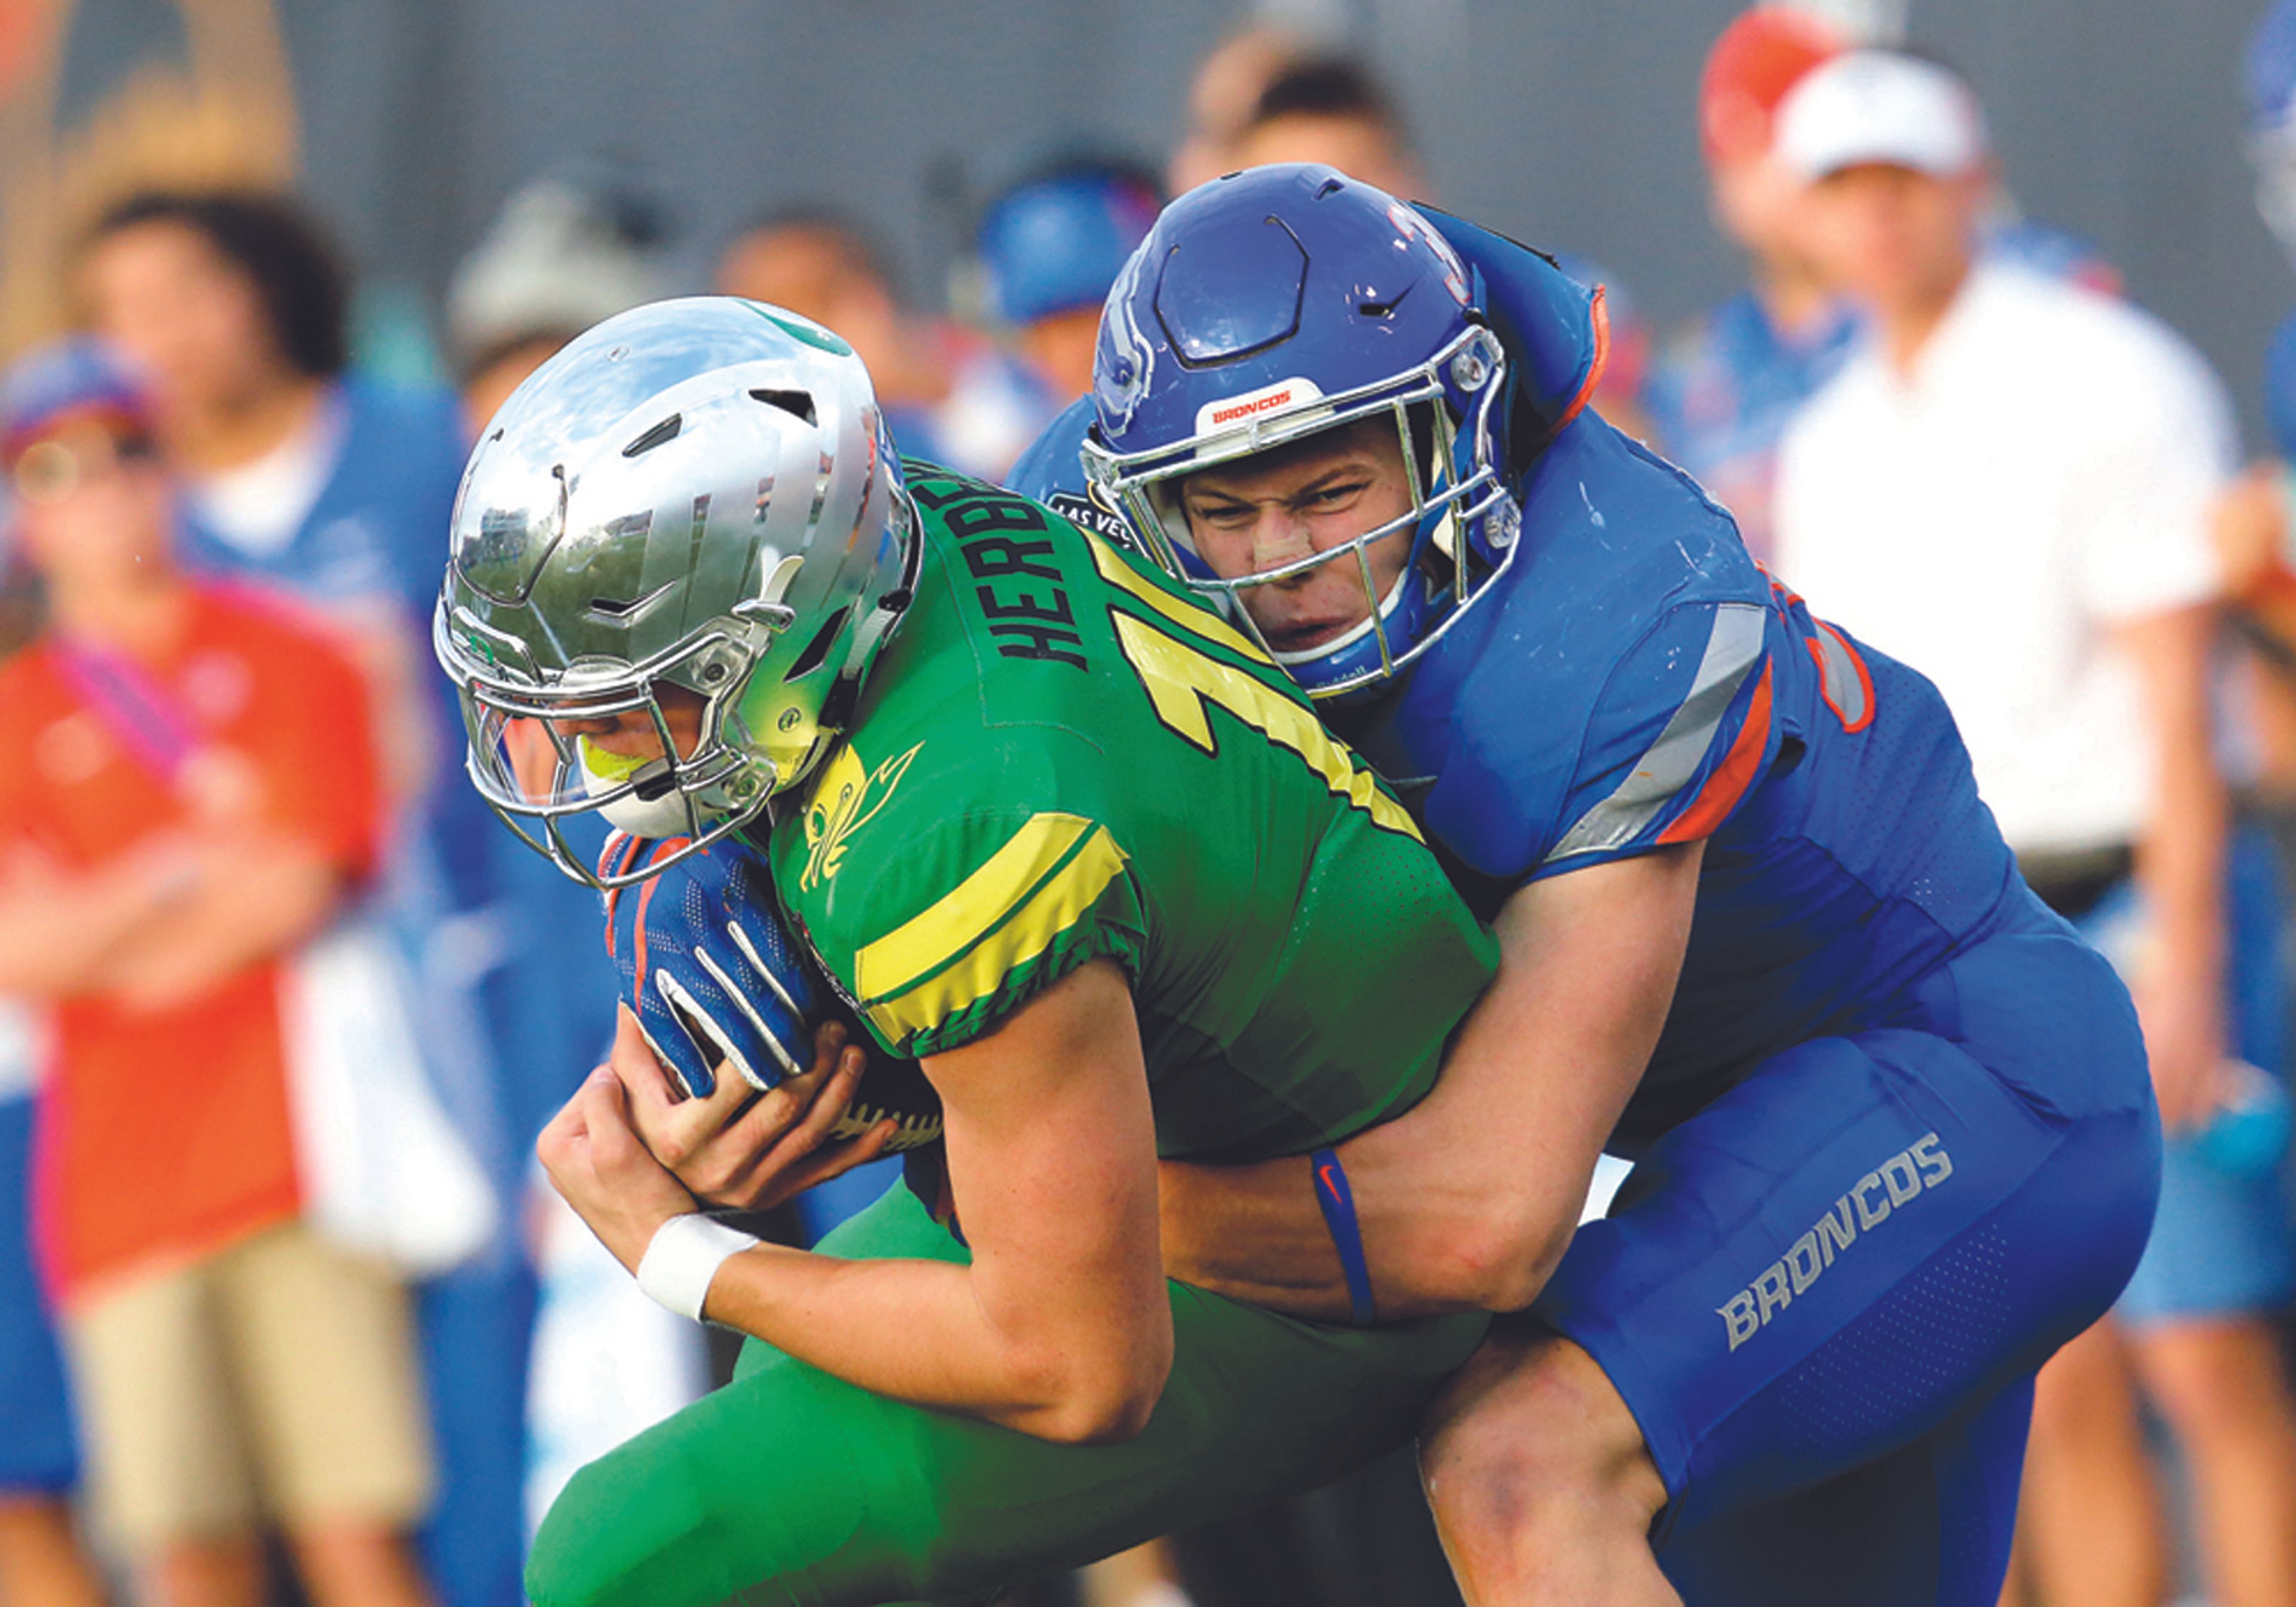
top-left (1007, 248), bottom-right (2024, 1153)
top-left (1336, 414), bottom-right (2019, 1145)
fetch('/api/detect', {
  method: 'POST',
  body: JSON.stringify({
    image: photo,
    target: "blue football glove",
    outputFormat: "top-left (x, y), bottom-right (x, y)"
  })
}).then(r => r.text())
top-left (600, 832), bottom-right (820, 1100)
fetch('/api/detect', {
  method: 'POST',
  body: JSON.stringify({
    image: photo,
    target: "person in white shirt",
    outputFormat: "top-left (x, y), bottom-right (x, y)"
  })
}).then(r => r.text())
top-left (1773, 50), bottom-right (2296, 1607)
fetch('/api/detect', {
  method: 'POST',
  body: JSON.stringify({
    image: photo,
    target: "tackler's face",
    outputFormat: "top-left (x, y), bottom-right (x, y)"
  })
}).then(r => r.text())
top-left (1176, 417), bottom-right (1418, 659)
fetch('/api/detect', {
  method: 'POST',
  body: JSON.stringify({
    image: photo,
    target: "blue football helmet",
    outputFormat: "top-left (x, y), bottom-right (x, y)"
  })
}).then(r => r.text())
top-left (1080, 163), bottom-right (1522, 699)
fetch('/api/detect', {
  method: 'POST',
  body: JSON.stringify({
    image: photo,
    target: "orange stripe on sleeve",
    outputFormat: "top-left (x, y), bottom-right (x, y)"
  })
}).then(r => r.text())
top-left (1659, 662), bottom-right (1773, 845)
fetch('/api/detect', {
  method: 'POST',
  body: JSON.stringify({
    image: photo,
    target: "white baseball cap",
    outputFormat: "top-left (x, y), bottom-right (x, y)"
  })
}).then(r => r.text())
top-left (1774, 50), bottom-right (1989, 182)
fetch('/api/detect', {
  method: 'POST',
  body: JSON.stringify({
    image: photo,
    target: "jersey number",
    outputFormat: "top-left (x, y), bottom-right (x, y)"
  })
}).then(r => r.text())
top-left (1101, 581), bottom-right (1420, 841)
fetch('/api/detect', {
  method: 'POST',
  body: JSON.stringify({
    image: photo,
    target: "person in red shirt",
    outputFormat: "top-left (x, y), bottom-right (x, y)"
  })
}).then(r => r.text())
top-left (0, 344), bottom-right (435, 1607)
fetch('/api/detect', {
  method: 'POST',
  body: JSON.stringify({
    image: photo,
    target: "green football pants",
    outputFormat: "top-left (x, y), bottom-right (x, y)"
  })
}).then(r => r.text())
top-left (526, 1183), bottom-right (1487, 1607)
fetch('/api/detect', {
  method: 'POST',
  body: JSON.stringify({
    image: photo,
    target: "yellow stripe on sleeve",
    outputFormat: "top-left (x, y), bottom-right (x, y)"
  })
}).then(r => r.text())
top-left (854, 812), bottom-right (1131, 1043)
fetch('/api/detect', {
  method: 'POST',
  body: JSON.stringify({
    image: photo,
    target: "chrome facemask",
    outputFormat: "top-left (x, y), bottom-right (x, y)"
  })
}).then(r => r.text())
top-left (438, 606), bottom-right (784, 890)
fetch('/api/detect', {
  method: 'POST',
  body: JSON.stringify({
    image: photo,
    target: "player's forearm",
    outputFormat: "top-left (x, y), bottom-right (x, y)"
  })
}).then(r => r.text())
top-left (1156, 1155), bottom-right (1358, 1319)
top-left (703, 1244), bottom-right (1171, 1444)
top-left (1160, 1131), bottom-right (1564, 1322)
top-left (1158, 1128), bottom-right (1578, 1323)
top-left (1155, 1087), bottom-right (1607, 1324)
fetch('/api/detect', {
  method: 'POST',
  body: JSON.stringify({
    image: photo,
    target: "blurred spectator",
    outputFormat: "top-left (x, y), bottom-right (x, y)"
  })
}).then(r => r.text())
top-left (1770, 51), bottom-right (2296, 1607)
top-left (715, 207), bottom-right (1019, 473)
top-left (77, 189), bottom-right (530, 1607)
top-left (0, 516), bottom-right (103, 1607)
top-left (1648, 13), bottom-right (2127, 563)
top-left (0, 343), bottom-right (433, 1607)
top-left (1168, 25), bottom-right (1305, 194)
top-left (951, 152), bottom-right (1165, 478)
top-left (2219, 62), bottom-right (2296, 663)
top-left (2248, 0), bottom-right (2296, 279)
top-left (1231, 55), bottom-right (1425, 199)
top-left (79, 193), bottom-right (443, 809)
top-left (974, 157), bottom-right (1160, 405)
top-left (2227, 2), bottom-right (2296, 676)
top-left (447, 173), bottom-right (667, 434)
top-left (1643, 7), bottom-right (1853, 563)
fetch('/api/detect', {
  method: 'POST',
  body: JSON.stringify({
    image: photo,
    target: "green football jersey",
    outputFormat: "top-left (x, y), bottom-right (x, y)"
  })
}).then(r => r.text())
top-left (768, 465), bottom-right (1495, 1163)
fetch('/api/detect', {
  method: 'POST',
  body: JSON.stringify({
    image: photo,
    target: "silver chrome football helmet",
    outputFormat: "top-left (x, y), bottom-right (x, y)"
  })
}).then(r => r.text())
top-left (433, 297), bottom-right (917, 888)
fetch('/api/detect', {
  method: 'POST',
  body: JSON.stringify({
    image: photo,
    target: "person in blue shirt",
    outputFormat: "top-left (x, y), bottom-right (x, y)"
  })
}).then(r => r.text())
top-left (1009, 163), bottom-right (2161, 1606)
top-left (962, 157), bottom-right (1164, 469)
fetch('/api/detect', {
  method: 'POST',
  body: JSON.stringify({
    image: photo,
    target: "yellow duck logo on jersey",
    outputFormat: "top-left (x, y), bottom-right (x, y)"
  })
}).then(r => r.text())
top-left (801, 740), bottom-right (923, 892)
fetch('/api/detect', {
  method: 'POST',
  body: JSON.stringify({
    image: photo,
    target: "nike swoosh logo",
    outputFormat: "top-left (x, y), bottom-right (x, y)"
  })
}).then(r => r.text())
top-left (1317, 1162), bottom-right (1342, 1201)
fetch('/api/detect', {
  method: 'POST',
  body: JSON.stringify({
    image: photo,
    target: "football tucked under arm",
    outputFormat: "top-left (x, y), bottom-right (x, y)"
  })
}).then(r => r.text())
top-left (600, 831), bottom-right (943, 1149)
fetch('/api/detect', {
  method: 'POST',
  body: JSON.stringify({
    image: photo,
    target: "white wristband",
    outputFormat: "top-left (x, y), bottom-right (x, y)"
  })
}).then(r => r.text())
top-left (636, 1213), bottom-right (760, 1322)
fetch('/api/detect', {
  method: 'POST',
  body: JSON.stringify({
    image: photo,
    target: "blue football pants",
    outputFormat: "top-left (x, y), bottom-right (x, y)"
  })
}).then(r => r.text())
top-left (1535, 913), bottom-right (2161, 1606)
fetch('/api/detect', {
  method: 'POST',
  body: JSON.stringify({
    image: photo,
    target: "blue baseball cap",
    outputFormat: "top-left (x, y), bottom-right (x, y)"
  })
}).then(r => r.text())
top-left (1, 341), bottom-right (153, 462)
top-left (977, 165), bottom-right (1161, 327)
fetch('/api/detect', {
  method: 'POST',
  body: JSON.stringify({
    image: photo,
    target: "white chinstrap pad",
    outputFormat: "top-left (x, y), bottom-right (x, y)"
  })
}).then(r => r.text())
top-left (636, 1212), bottom-right (761, 1322)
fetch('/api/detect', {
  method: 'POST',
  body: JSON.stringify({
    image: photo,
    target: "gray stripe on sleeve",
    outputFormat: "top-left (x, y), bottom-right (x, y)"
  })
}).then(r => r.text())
top-left (1811, 620), bottom-right (1870, 728)
top-left (1546, 601), bottom-right (1769, 863)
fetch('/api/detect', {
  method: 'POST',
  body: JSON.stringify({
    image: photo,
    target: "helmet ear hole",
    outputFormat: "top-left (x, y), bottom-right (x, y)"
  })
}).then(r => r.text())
top-left (783, 606), bottom-right (851, 680)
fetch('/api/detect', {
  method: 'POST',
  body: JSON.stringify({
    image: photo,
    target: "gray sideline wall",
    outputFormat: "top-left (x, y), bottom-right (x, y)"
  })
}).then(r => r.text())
top-left (140, 0), bottom-right (2296, 447)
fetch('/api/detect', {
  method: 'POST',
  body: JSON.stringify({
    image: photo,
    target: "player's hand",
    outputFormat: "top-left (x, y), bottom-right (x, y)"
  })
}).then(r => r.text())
top-left (609, 1004), bottom-right (899, 1211)
top-left (602, 832), bottom-right (816, 1099)
top-left (536, 1059), bottom-right (701, 1275)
